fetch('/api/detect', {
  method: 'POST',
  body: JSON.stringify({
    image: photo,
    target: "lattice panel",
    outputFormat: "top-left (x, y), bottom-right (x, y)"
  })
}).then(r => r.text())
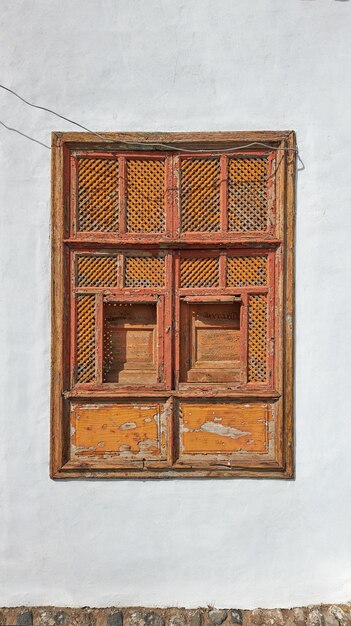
top-left (248, 295), bottom-right (267, 383)
top-left (180, 257), bottom-right (219, 287)
top-left (76, 295), bottom-right (96, 383)
top-left (126, 159), bottom-right (165, 232)
top-left (124, 256), bottom-right (165, 287)
top-left (227, 255), bottom-right (267, 287)
top-left (228, 157), bottom-right (268, 232)
top-left (180, 158), bottom-right (220, 232)
top-left (77, 158), bottom-right (119, 231)
top-left (77, 255), bottom-right (118, 287)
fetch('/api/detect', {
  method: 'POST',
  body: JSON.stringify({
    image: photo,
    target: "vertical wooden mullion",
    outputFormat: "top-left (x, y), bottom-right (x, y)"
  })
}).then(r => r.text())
top-left (267, 250), bottom-right (276, 389)
top-left (95, 292), bottom-right (104, 384)
top-left (284, 131), bottom-right (296, 476)
top-left (119, 155), bottom-right (127, 233)
top-left (164, 252), bottom-right (173, 389)
top-left (220, 155), bottom-right (228, 233)
top-left (174, 252), bottom-right (181, 388)
top-left (70, 250), bottom-right (77, 388)
top-left (166, 396), bottom-right (176, 466)
top-left (157, 296), bottom-right (165, 384)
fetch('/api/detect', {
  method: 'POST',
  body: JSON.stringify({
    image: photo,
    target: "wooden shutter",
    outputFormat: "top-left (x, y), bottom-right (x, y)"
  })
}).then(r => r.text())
top-left (51, 132), bottom-right (295, 478)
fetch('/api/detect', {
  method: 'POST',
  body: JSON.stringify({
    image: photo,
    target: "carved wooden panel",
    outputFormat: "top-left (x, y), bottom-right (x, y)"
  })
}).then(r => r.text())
top-left (51, 131), bottom-right (295, 478)
top-left (103, 303), bottom-right (157, 385)
top-left (179, 302), bottom-right (242, 384)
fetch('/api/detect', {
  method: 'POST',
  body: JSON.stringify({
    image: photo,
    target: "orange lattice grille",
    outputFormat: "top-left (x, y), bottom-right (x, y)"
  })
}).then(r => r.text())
top-left (76, 295), bottom-right (96, 383)
top-left (227, 255), bottom-right (267, 287)
top-left (248, 295), bottom-right (267, 382)
top-left (77, 255), bottom-right (118, 287)
top-left (124, 256), bottom-right (165, 287)
top-left (228, 157), bottom-right (268, 232)
top-left (77, 158), bottom-right (119, 231)
top-left (126, 159), bottom-right (165, 232)
top-left (180, 257), bottom-right (219, 287)
top-left (180, 158), bottom-right (220, 232)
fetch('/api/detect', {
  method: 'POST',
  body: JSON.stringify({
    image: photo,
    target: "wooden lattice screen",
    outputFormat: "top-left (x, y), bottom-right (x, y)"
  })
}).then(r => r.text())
top-left (51, 131), bottom-right (295, 478)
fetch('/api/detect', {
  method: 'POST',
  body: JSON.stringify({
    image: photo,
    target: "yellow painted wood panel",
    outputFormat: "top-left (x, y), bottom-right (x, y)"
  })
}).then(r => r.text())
top-left (71, 403), bottom-right (163, 458)
top-left (180, 403), bottom-right (269, 454)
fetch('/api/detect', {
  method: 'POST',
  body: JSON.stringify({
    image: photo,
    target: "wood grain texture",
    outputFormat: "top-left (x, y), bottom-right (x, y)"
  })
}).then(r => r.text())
top-left (50, 137), bottom-right (65, 477)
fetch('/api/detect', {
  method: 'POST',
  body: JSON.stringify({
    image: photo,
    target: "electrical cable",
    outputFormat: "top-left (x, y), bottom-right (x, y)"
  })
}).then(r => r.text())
top-left (0, 83), bottom-right (300, 160)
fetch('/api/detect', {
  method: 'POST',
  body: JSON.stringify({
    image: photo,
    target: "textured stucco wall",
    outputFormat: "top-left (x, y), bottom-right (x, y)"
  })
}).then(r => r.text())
top-left (0, 0), bottom-right (351, 609)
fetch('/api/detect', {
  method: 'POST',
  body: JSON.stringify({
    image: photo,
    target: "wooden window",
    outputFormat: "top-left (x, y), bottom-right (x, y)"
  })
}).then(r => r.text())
top-left (51, 131), bottom-right (295, 478)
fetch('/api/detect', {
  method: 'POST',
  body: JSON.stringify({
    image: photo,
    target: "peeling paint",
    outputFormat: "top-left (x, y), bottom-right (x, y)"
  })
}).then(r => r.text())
top-left (138, 439), bottom-right (158, 452)
top-left (200, 421), bottom-right (251, 439)
top-left (119, 422), bottom-right (137, 430)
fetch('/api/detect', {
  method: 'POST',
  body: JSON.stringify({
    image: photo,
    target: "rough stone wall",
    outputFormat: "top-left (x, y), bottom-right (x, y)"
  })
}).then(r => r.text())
top-left (0, 606), bottom-right (350, 626)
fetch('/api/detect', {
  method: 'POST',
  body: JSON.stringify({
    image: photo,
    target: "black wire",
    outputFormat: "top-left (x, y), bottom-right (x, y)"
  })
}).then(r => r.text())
top-left (0, 83), bottom-right (300, 158)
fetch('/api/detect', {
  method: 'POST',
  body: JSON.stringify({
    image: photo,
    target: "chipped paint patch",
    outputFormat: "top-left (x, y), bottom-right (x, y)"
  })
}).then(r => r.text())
top-left (200, 421), bottom-right (250, 439)
top-left (119, 422), bottom-right (137, 430)
top-left (138, 439), bottom-right (158, 452)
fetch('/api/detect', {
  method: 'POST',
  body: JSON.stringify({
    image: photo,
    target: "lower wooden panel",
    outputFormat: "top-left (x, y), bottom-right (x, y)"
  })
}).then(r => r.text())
top-left (174, 400), bottom-right (278, 467)
top-left (54, 396), bottom-right (287, 478)
top-left (70, 400), bottom-right (168, 461)
top-left (180, 402), bottom-right (269, 454)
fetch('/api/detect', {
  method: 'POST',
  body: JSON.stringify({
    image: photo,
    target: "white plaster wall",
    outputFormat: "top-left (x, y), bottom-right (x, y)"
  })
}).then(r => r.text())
top-left (0, 0), bottom-right (351, 610)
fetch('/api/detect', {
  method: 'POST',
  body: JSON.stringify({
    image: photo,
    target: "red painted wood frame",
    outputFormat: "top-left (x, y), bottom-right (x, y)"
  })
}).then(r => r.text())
top-left (174, 248), bottom-right (276, 393)
top-left (70, 248), bottom-right (172, 392)
top-left (51, 131), bottom-right (296, 479)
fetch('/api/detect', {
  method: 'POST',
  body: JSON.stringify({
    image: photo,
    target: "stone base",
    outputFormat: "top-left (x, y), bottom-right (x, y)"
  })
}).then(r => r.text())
top-left (0, 605), bottom-right (350, 626)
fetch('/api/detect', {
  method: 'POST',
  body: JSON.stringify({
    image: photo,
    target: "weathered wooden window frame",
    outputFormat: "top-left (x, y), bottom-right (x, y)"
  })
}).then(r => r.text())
top-left (51, 131), bottom-right (295, 479)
